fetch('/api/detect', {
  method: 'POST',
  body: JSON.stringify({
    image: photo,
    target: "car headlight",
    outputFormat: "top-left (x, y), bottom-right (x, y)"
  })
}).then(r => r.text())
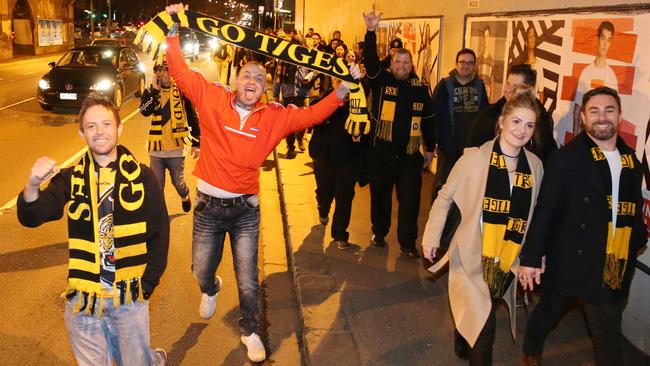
top-left (183, 43), bottom-right (193, 52)
top-left (138, 63), bottom-right (146, 72)
top-left (91, 79), bottom-right (113, 91)
top-left (38, 79), bottom-right (50, 90)
top-left (161, 43), bottom-right (168, 50)
top-left (209, 39), bottom-right (218, 50)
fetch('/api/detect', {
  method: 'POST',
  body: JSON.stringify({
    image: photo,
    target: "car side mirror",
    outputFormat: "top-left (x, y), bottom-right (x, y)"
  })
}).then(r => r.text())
top-left (48, 61), bottom-right (56, 68)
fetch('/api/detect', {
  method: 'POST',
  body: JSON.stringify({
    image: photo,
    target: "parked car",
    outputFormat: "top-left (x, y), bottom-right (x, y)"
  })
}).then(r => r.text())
top-left (180, 28), bottom-right (200, 62)
top-left (37, 45), bottom-right (146, 111)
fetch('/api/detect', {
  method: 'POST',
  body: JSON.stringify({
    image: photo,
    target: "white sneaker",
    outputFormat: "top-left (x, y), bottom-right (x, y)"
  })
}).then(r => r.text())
top-left (240, 332), bottom-right (266, 362)
top-left (199, 276), bottom-right (222, 319)
top-left (152, 348), bottom-right (167, 366)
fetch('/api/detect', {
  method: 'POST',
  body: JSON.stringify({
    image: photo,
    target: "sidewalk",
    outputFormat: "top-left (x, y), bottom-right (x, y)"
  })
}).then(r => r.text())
top-left (271, 142), bottom-right (650, 366)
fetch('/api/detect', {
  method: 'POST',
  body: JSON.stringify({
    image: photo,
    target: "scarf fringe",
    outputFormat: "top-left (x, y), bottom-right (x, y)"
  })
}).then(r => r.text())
top-left (603, 253), bottom-right (627, 289)
top-left (482, 256), bottom-right (514, 298)
top-left (376, 120), bottom-right (393, 142)
top-left (406, 135), bottom-right (420, 155)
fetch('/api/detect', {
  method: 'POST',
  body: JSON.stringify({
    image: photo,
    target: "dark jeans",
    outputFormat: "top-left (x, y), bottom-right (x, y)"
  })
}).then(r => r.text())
top-left (149, 156), bottom-right (190, 199)
top-left (523, 288), bottom-right (625, 366)
top-left (368, 145), bottom-right (423, 251)
top-left (192, 190), bottom-right (261, 335)
top-left (431, 150), bottom-right (460, 203)
top-left (313, 161), bottom-right (357, 241)
top-left (455, 300), bottom-right (497, 366)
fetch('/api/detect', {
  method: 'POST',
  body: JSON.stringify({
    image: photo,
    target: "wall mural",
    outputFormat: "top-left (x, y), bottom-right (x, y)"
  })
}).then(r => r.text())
top-left (377, 17), bottom-right (443, 94)
top-left (466, 6), bottom-right (650, 244)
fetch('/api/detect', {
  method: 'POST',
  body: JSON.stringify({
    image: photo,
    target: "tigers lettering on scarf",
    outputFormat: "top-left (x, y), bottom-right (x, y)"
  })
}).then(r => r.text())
top-left (481, 141), bottom-right (533, 298)
top-left (135, 9), bottom-right (369, 137)
top-left (67, 146), bottom-right (150, 317)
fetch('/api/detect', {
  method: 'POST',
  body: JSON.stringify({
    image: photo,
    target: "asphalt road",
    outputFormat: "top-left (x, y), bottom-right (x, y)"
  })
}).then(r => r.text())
top-left (0, 50), bottom-right (301, 365)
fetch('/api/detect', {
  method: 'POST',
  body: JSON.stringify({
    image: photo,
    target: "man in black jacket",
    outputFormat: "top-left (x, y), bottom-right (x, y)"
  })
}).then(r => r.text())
top-left (518, 87), bottom-right (647, 366)
top-left (430, 48), bottom-right (488, 202)
top-left (466, 63), bottom-right (557, 164)
top-left (140, 61), bottom-right (200, 213)
top-left (363, 5), bottom-right (436, 258)
top-left (17, 94), bottom-right (170, 366)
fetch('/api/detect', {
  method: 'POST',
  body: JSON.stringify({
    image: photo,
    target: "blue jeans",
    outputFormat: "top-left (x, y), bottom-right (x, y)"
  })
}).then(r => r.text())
top-left (192, 190), bottom-right (260, 335)
top-left (64, 293), bottom-right (158, 366)
top-left (150, 156), bottom-right (190, 199)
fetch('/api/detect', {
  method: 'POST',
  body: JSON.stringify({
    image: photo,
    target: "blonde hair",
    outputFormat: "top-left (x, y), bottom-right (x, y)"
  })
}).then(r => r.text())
top-left (496, 86), bottom-right (542, 146)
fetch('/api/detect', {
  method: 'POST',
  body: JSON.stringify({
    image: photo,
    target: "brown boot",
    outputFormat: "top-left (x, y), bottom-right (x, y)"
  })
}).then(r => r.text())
top-left (522, 354), bottom-right (543, 366)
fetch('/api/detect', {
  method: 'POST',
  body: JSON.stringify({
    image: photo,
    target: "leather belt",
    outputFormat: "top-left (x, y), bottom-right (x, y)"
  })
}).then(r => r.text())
top-left (197, 190), bottom-right (252, 206)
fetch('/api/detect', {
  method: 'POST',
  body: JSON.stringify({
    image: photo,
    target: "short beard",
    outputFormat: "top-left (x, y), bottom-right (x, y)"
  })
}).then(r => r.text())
top-left (586, 120), bottom-right (617, 140)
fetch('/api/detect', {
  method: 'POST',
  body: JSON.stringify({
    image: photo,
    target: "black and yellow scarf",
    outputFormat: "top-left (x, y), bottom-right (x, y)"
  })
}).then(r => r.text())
top-left (585, 137), bottom-right (637, 289)
top-left (482, 141), bottom-right (533, 298)
top-left (67, 146), bottom-right (149, 316)
top-left (135, 9), bottom-right (369, 139)
top-left (375, 77), bottom-right (423, 154)
top-left (148, 78), bottom-right (190, 151)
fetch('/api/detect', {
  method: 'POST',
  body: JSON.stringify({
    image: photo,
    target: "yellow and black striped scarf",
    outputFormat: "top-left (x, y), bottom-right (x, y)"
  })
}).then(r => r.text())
top-left (375, 77), bottom-right (423, 154)
top-left (148, 78), bottom-right (190, 151)
top-left (482, 141), bottom-right (533, 298)
top-left (585, 138), bottom-right (637, 289)
top-left (67, 146), bottom-right (149, 316)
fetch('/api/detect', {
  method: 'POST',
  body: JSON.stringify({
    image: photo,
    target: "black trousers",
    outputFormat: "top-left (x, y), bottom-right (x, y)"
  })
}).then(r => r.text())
top-left (313, 161), bottom-right (357, 241)
top-left (523, 288), bottom-right (625, 366)
top-left (455, 300), bottom-right (497, 366)
top-left (368, 146), bottom-right (423, 251)
top-left (283, 97), bottom-right (306, 150)
top-left (431, 150), bottom-right (460, 203)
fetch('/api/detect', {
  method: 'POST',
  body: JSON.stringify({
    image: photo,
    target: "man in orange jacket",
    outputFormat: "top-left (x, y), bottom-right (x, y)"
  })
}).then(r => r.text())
top-left (164, 3), bottom-right (360, 362)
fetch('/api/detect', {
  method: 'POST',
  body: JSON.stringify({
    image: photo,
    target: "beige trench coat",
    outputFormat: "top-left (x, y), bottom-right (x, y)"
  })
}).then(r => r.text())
top-left (422, 139), bottom-right (544, 347)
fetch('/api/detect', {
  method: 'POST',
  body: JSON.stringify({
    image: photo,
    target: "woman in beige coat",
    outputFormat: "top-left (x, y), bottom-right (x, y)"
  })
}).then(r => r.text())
top-left (422, 88), bottom-right (544, 365)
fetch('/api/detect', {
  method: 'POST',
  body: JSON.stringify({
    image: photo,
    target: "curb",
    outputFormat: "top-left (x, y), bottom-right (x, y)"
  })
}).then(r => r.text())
top-left (272, 148), bottom-right (310, 366)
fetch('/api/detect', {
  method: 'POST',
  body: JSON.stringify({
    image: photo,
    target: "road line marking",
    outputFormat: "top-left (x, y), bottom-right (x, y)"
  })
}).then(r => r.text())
top-left (0, 97), bottom-right (36, 111)
top-left (24, 71), bottom-right (36, 75)
top-left (0, 107), bottom-right (140, 215)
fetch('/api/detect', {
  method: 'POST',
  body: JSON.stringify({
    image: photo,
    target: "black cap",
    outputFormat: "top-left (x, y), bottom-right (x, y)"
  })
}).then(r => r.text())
top-left (389, 38), bottom-right (403, 50)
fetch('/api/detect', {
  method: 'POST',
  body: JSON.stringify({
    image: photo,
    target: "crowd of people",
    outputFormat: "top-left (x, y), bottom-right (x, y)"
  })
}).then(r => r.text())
top-left (16, 3), bottom-right (647, 366)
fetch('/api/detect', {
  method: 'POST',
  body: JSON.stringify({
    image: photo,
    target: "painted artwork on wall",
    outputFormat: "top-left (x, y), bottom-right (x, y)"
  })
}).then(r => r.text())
top-left (466, 6), bottom-right (650, 239)
top-left (377, 17), bottom-right (443, 94)
top-left (38, 19), bottom-right (63, 47)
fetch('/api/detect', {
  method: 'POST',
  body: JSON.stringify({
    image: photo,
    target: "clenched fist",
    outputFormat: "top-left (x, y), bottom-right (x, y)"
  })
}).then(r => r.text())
top-left (24, 157), bottom-right (60, 202)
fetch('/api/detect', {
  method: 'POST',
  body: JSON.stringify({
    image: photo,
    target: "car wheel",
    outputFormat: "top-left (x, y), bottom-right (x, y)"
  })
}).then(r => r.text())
top-left (113, 86), bottom-right (123, 109)
top-left (135, 77), bottom-right (145, 97)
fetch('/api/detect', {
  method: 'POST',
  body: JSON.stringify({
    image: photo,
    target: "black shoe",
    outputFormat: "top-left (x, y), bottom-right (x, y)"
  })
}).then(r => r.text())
top-left (401, 248), bottom-right (421, 259)
top-left (286, 148), bottom-right (297, 159)
top-left (454, 331), bottom-right (469, 360)
top-left (334, 240), bottom-right (350, 250)
top-left (298, 139), bottom-right (306, 151)
top-left (319, 216), bottom-right (329, 225)
top-left (370, 235), bottom-right (387, 247)
top-left (182, 196), bottom-right (192, 213)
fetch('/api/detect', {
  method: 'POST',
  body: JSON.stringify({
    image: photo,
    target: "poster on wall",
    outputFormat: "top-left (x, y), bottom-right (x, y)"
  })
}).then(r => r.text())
top-left (376, 17), bottom-right (443, 94)
top-left (38, 19), bottom-right (63, 46)
top-left (465, 6), bottom-right (650, 247)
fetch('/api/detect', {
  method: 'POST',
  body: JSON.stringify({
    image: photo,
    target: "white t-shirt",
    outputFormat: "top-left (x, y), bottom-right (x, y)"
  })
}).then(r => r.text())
top-left (603, 149), bottom-right (622, 230)
top-left (575, 63), bottom-right (618, 105)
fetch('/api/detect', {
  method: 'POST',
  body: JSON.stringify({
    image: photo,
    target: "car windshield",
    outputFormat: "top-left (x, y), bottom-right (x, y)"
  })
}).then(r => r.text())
top-left (57, 49), bottom-right (117, 67)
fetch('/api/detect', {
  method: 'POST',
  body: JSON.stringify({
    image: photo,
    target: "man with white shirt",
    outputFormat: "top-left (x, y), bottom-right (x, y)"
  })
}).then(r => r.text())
top-left (163, 3), bottom-right (359, 362)
top-left (572, 21), bottom-right (619, 135)
top-left (518, 86), bottom-right (646, 366)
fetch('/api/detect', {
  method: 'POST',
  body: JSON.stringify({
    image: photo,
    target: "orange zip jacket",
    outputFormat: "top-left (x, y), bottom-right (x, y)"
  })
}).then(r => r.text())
top-left (166, 36), bottom-right (343, 194)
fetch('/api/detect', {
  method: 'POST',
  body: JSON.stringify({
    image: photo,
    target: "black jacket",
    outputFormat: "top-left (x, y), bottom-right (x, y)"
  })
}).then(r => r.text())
top-left (363, 31), bottom-right (435, 153)
top-left (519, 132), bottom-right (647, 303)
top-left (430, 71), bottom-right (488, 159)
top-left (17, 162), bottom-right (170, 297)
top-left (140, 86), bottom-right (201, 147)
top-left (466, 96), bottom-right (558, 163)
top-left (308, 92), bottom-right (363, 165)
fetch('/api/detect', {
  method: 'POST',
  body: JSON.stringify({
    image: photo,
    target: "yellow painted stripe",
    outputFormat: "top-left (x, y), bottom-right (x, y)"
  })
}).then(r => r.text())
top-left (115, 264), bottom-right (147, 282)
